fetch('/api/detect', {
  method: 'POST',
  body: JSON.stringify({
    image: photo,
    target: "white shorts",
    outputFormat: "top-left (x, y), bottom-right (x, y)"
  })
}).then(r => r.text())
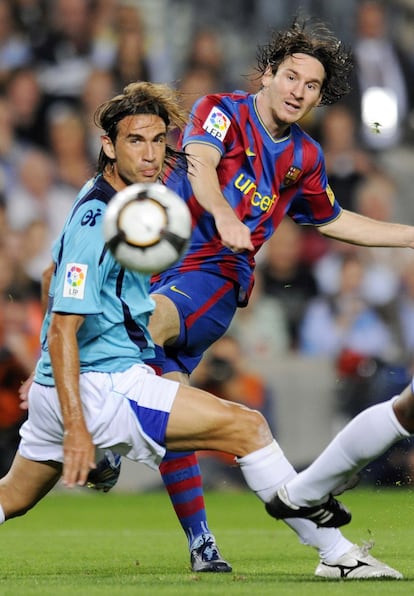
top-left (19, 364), bottom-right (179, 470)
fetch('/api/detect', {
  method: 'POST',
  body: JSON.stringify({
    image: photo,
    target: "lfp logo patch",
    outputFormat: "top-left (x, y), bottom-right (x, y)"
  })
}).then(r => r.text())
top-left (63, 263), bottom-right (88, 299)
top-left (202, 108), bottom-right (230, 141)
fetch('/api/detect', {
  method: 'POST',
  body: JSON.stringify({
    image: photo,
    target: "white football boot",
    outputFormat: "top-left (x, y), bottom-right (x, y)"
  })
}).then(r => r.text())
top-left (315, 542), bottom-right (403, 579)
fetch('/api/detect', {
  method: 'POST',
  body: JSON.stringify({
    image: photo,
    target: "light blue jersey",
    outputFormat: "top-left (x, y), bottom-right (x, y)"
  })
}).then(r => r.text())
top-left (35, 175), bottom-right (155, 386)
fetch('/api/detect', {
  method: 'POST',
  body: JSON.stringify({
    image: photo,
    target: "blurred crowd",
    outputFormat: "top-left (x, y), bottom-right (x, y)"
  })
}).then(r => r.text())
top-left (2, 0), bottom-right (414, 485)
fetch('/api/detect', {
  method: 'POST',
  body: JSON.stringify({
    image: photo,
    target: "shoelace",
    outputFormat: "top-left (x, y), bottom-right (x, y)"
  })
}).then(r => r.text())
top-left (199, 538), bottom-right (219, 561)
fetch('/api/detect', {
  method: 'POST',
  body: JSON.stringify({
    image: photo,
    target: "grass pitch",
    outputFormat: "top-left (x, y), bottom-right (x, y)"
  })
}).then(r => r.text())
top-left (0, 487), bottom-right (413, 595)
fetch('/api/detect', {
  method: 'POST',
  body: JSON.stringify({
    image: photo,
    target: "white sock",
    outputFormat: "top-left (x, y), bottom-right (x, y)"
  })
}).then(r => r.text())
top-left (236, 439), bottom-right (295, 501)
top-left (287, 397), bottom-right (410, 506)
top-left (0, 505), bottom-right (5, 524)
top-left (237, 439), bottom-right (353, 561)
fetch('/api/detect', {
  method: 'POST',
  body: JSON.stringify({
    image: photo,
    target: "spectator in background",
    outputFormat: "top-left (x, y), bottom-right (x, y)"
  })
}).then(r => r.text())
top-left (0, 316), bottom-right (29, 477)
top-left (185, 28), bottom-right (224, 75)
top-left (4, 67), bottom-right (48, 150)
top-left (6, 148), bottom-right (74, 237)
top-left (299, 252), bottom-right (405, 421)
top-left (313, 172), bottom-right (409, 303)
top-left (318, 104), bottom-right (377, 212)
top-left (110, 3), bottom-right (152, 89)
top-left (0, 94), bottom-right (27, 192)
top-left (344, 0), bottom-right (414, 151)
top-left (228, 268), bottom-right (290, 369)
top-left (0, 0), bottom-right (32, 86)
top-left (80, 69), bottom-right (117, 160)
top-left (5, 148), bottom-right (75, 281)
top-left (260, 217), bottom-right (319, 349)
top-left (32, 0), bottom-right (113, 112)
top-left (1, 227), bottom-right (41, 299)
top-left (300, 253), bottom-right (395, 361)
top-left (167, 64), bottom-right (222, 147)
top-left (177, 64), bottom-right (221, 113)
top-left (0, 241), bottom-right (42, 476)
top-left (45, 104), bottom-right (94, 191)
top-left (192, 334), bottom-right (276, 489)
top-left (350, 172), bottom-right (409, 312)
top-left (11, 0), bottom-right (49, 47)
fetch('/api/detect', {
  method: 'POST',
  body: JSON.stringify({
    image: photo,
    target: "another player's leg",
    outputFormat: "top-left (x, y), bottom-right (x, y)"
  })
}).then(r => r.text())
top-left (269, 392), bottom-right (412, 515)
top-left (259, 391), bottom-right (413, 580)
top-left (157, 366), bottom-right (231, 571)
top-left (159, 450), bottom-right (231, 572)
top-left (148, 286), bottom-right (235, 572)
top-left (166, 383), bottom-right (402, 579)
top-left (0, 453), bottom-right (61, 523)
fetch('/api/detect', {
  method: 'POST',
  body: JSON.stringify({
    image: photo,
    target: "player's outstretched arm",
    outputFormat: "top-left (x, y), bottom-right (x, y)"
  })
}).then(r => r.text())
top-left (319, 209), bottom-right (414, 249)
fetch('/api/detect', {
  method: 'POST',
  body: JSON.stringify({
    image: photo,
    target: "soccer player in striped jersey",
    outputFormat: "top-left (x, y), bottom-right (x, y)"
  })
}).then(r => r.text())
top-left (144, 17), bottom-right (414, 578)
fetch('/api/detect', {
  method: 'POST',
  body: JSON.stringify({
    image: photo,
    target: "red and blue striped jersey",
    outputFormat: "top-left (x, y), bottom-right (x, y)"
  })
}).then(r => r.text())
top-left (162, 91), bottom-right (342, 301)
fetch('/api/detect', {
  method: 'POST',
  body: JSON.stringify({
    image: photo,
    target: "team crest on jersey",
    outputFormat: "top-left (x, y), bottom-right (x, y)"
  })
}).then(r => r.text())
top-left (63, 263), bottom-right (88, 299)
top-left (283, 166), bottom-right (302, 186)
top-left (202, 108), bottom-right (230, 141)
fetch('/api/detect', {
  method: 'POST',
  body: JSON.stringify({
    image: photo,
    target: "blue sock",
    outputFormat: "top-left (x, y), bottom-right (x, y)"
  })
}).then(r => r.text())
top-left (159, 450), bottom-right (211, 548)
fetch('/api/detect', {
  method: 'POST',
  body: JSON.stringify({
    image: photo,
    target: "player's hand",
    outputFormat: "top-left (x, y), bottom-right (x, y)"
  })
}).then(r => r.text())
top-left (62, 425), bottom-right (96, 488)
top-left (214, 211), bottom-right (254, 252)
top-left (19, 371), bottom-right (35, 410)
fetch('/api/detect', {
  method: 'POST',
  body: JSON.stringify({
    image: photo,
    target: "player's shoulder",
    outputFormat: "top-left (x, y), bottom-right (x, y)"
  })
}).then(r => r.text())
top-left (66, 176), bottom-right (114, 231)
top-left (78, 175), bottom-right (114, 205)
top-left (195, 91), bottom-right (250, 112)
top-left (291, 123), bottom-right (324, 166)
top-left (72, 176), bottom-right (114, 214)
top-left (291, 123), bottom-right (323, 152)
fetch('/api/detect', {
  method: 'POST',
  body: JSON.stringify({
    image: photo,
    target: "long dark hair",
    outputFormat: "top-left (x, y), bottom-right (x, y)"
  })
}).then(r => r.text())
top-left (94, 81), bottom-right (188, 174)
top-left (256, 17), bottom-right (353, 105)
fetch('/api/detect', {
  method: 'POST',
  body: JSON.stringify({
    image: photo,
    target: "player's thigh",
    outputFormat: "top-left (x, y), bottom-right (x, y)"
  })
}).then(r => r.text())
top-left (165, 384), bottom-right (270, 456)
top-left (0, 453), bottom-right (61, 518)
top-left (148, 294), bottom-right (181, 345)
top-left (151, 272), bottom-right (238, 355)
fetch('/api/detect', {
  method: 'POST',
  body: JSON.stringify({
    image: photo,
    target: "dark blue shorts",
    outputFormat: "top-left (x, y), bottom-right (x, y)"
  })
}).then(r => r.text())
top-left (150, 271), bottom-right (239, 374)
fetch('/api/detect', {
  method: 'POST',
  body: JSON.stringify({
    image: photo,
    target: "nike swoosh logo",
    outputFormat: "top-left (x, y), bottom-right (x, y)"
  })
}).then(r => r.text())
top-left (170, 285), bottom-right (192, 299)
top-left (246, 147), bottom-right (256, 157)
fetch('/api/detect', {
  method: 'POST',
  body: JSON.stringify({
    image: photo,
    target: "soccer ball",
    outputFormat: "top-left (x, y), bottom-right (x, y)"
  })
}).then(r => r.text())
top-left (103, 183), bottom-right (192, 274)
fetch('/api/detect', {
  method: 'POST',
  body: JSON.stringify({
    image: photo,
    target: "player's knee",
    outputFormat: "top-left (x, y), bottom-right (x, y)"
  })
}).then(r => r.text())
top-left (232, 406), bottom-right (273, 455)
top-left (0, 484), bottom-right (35, 520)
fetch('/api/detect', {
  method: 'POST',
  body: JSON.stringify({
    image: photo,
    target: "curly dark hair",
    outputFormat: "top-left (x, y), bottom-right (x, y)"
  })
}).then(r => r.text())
top-left (94, 81), bottom-right (188, 174)
top-left (256, 17), bottom-right (353, 106)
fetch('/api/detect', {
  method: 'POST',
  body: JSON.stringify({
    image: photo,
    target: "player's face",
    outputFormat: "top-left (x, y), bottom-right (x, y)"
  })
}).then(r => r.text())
top-left (260, 53), bottom-right (324, 133)
top-left (102, 114), bottom-right (167, 189)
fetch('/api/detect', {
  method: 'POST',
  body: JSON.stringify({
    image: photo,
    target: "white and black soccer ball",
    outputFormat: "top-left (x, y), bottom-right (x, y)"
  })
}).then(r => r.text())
top-left (103, 183), bottom-right (192, 274)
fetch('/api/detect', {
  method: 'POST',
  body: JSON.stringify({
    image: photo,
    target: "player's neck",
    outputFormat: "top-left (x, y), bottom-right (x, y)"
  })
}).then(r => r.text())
top-left (103, 168), bottom-right (126, 193)
top-left (255, 92), bottom-right (291, 140)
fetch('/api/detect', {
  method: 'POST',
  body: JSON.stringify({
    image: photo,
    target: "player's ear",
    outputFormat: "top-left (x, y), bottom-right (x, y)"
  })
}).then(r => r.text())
top-left (101, 135), bottom-right (116, 160)
top-left (315, 93), bottom-right (323, 107)
top-left (261, 65), bottom-right (274, 88)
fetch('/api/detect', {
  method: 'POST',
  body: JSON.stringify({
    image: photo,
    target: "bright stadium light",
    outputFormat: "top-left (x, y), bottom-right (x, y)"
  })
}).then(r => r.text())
top-left (361, 86), bottom-right (399, 144)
